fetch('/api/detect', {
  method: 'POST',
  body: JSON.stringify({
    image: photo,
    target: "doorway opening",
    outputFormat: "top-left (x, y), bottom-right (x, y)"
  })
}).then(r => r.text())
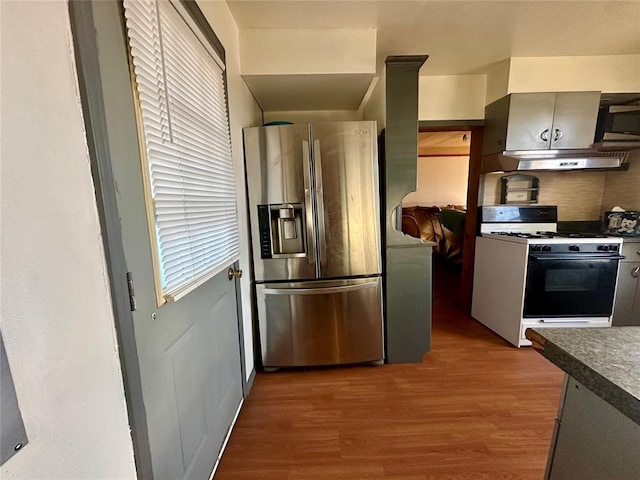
top-left (401, 122), bottom-right (484, 317)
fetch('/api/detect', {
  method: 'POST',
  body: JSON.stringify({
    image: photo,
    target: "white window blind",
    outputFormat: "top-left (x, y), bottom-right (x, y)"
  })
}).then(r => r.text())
top-left (123, 0), bottom-right (239, 303)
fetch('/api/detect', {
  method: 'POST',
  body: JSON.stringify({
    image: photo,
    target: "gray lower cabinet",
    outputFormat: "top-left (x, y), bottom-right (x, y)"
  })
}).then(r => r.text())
top-left (546, 376), bottom-right (640, 480)
top-left (612, 242), bottom-right (640, 326)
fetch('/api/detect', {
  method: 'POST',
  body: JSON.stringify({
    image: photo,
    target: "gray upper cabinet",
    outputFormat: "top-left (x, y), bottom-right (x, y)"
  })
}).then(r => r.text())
top-left (482, 91), bottom-right (601, 154)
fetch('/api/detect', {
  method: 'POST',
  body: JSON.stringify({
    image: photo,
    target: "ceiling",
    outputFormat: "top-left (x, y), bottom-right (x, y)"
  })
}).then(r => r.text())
top-left (243, 73), bottom-right (374, 111)
top-left (418, 131), bottom-right (471, 157)
top-left (222, 1), bottom-right (640, 112)
top-left (226, 1), bottom-right (640, 76)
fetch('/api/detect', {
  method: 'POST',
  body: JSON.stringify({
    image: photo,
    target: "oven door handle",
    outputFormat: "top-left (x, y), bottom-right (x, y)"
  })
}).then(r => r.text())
top-left (529, 254), bottom-right (626, 261)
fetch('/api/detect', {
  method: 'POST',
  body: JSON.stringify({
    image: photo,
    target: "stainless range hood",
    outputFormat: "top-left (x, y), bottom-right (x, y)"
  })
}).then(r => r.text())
top-left (481, 149), bottom-right (629, 173)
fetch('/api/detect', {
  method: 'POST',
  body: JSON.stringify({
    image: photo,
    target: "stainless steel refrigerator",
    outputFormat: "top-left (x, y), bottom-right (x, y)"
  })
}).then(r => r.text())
top-left (244, 121), bottom-right (384, 368)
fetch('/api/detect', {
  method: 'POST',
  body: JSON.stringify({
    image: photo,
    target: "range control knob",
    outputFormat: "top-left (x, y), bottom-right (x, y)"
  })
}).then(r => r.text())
top-left (611, 245), bottom-right (619, 252)
top-left (598, 245), bottom-right (610, 251)
top-left (531, 245), bottom-right (541, 252)
top-left (569, 245), bottom-right (580, 252)
top-left (542, 245), bottom-right (552, 252)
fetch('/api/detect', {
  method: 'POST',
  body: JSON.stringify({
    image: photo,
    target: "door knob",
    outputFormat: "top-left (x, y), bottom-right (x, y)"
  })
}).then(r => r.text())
top-left (228, 267), bottom-right (243, 281)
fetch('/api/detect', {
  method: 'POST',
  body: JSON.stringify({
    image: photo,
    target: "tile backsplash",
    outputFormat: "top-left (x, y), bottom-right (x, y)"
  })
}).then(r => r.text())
top-left (482, 170), bottom-right (607, 221)
top-left (602, 151), bottom-right (640, 216)
top-left (482, 151), bottom-right (640, 224)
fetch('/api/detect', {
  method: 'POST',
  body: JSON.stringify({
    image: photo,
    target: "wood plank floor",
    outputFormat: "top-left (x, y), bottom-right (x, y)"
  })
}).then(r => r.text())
top-left (215, 259), bottom-right (565, 479)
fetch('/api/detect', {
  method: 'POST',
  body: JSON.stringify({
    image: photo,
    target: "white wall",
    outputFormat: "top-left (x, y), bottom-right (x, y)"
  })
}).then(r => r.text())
top-left (240, 28), bottom-right (376, 75)
top-left (418, 75), bottom-right (486, 120)
top-left (0, 1), bottom-right (137, 478)
top-left (402, 156), bottom-right (470, 207)
top-left (263, 110), bottom-right (362, 124)
top-left (364, 73), bottom-right (386, 135)
top-left (508, 55), bottom-right (640, 93)
top-left (198, 0), bottom-right (263, 382)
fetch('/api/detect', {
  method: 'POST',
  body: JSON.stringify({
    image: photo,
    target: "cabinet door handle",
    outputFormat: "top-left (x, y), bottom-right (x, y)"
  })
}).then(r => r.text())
top-left (554, 128), bottom-right (563, 141)
top-left (632, 266), bottom-right (640, 278)
top-left (540, 129), bottom-right (550, 142)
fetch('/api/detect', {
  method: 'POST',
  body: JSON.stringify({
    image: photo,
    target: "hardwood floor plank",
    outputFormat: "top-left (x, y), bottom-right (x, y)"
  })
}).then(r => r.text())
top-left (215, 260), bottom-right (564, 479)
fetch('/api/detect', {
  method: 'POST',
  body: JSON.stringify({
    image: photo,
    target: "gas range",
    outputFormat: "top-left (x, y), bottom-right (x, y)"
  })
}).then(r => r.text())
top-left (472, 205), bottom-right (625, 348)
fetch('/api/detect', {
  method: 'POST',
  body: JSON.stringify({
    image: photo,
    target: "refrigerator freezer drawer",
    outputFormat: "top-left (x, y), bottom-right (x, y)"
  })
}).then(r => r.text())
top-left (256, 277), bottom-right (383, 367)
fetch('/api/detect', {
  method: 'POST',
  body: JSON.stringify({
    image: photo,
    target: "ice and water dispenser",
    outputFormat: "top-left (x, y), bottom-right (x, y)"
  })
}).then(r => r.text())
top-left (257, 204), bottom-right (305, 258)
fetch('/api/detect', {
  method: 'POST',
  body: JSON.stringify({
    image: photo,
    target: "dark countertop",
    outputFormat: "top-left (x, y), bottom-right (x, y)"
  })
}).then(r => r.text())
top-left (525, 327), bottom-right (640, 425)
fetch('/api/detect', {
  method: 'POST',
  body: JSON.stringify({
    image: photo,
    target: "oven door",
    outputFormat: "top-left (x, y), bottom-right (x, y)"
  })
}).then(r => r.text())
top-left (523, 254), bottom-right (622, 318)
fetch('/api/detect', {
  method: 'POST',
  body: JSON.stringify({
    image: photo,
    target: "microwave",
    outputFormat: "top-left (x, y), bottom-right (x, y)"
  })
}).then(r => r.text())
top-left (595, 104), bottom-right (640, 142)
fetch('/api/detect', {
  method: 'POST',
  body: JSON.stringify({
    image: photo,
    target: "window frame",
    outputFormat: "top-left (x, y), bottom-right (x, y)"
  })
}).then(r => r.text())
top-left (124, 0), bottom-right (237, 306)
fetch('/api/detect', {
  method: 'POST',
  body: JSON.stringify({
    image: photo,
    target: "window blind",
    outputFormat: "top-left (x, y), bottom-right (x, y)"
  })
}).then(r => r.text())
top-left (123, 0), bottom-right (239, 303)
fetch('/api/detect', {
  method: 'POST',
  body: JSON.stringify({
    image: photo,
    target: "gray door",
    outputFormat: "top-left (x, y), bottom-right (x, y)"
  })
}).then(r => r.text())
top-left (90, 2), bottom-right (243, 479)
top-left (310, 122), bottom-right (381, 278)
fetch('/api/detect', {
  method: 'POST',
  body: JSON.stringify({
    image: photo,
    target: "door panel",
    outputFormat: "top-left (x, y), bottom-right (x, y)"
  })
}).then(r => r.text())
top-left (310, 122), bottom-right (381, 278)
top-left (91, 2), bottom-right (243, 479)
top-left (244, 124), bottom-right (318, 281)
top-left (506, 93), bottom-right (555, 151)
top-left (612, 261), bottom-right (640, 326)
top-left (551, 91), bottom-right (601, 149)
top-left (169, 326), bottom-right (207, 473)
top-left (256, 278), bottom-right (384, 367)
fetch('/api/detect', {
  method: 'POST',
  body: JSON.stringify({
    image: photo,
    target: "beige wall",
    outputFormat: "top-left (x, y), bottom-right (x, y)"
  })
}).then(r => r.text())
top-left (485, 59), bottom-right (511, 104)
top-left (418, 75), bottom-right (486, 120)
top-left (199, 0), bottom-right (263, 382)
top-left (419, 54), bottom-right (640, 118)
top-left (0, 1), bottom-right (137, 477)
top-left (403, 156), bottom-right (470, 207)
top-left (508, 55), bottom-right (640, 94)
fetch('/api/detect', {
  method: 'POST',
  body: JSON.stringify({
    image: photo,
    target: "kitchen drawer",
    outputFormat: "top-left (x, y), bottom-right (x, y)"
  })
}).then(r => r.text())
top-left (256, 278), bottom-right (384, 367)
top-left (520, 318), bottom-right (610, 346)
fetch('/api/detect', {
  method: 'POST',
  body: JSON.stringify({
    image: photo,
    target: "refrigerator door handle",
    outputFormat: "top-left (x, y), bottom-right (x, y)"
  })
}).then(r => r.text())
top-left (302, 140), bottom-right (316, 265)
top-left (313, 139), bottom-right (327, 263)
top-left (262, 281), bottom-right (377, 296)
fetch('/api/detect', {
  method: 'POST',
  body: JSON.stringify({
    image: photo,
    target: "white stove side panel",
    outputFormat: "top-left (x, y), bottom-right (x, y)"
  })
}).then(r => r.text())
top-left (471, 237), bottom-right (528, 347)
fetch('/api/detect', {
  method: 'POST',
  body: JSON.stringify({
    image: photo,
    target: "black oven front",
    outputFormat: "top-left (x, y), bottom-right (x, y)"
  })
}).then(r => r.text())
top-left (523, 247), bottom-right (624, 318)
